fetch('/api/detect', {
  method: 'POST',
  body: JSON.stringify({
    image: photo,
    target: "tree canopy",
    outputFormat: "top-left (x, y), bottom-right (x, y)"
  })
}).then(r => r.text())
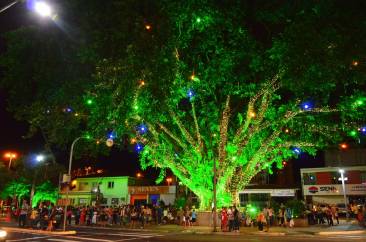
top-left (1, 0), bottom-right (365, 208)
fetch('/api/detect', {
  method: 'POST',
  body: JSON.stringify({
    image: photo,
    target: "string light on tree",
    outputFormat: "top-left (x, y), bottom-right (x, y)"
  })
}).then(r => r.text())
top-left (340, 143), bottom-right (348, 149)
top-left (249, 111), bottom-right (256, 118)
top-left (292, 147), bottom-right (301, 155)
top-left (349, 130), bottom-right (357, 137)
top-left (196, 17), bottom-right (201, 23)
top-left (137, 124), bottom-right (148, 135)
top-left (187, 89), bottom-right (195, 99)
top-left (361, 127), bottom-right (366, 133)
top-left (86, 99), bottom-right (93, 105)
top-left (145, 24), bottom-right (151, 30)
top-left (301, 102), bottom-right (313, 110)
top-left (135, 143), bottom-right (144, 153)
top-left (139, 80), bottom-right (145, 86)
top-left (352, 60), bottom-right (359, 66)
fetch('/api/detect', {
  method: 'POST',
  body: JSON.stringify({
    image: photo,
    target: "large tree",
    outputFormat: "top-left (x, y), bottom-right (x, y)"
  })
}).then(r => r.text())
top-left (1, 0), bottom-right (366, 208)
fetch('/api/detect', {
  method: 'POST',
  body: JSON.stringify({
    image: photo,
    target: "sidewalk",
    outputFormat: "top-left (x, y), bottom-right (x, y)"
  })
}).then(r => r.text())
top-left (69, 220), bottom-right (365, 236)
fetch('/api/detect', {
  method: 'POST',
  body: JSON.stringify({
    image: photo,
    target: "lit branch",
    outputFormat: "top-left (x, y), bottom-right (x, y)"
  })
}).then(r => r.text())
top-left (168, 108), bottom-right (197, 148)
top-left (191, 102), bottom-right (203, 149)
top-left (157, 122), bottom-right (187, 149)
top-left (218, 95), bottom-right (231, 164)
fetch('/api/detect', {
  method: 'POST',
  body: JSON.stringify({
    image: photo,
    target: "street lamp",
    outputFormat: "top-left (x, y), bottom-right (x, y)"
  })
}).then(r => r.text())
top-left (30, 154), bottom-right (45, 207)
top-left (0, 0), bottom-right (53, 16)
top-left (338, 169), bottom-right (349, 220)
top-left (63, 136), bottom-right (96, 231)
top-left (4, 152), bottom-right (18, 169)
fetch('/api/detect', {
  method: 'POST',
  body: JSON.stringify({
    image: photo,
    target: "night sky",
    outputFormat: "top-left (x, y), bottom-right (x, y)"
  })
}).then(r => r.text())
top-left (0, 0), bottom-right (324, 183)
top-left (0, 0), bottom-right (45, 153)
top-left (0, 0), bottom-right (147, 177)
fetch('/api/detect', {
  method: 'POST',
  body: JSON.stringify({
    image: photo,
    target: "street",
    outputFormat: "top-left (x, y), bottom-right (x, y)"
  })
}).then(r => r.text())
top-left (3, 226), bottom-right (366, 242)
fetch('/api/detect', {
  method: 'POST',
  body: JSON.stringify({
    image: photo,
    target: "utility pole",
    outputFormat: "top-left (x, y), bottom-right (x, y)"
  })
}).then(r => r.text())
top-left (213, 159), bottom-right (217, 232)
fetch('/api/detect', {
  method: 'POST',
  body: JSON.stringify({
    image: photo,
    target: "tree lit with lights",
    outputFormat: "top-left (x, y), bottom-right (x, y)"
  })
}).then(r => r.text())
top-left (1, 1), bottom-right (366, 208)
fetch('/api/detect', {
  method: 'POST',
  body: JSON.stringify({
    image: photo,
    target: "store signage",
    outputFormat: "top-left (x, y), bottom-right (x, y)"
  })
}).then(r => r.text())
top-left (303, 184), bottom-right (366, 196)
top-left (128, 186), bottom-right (170, 194)
top-left (271, 189), bottom-right (295, 197)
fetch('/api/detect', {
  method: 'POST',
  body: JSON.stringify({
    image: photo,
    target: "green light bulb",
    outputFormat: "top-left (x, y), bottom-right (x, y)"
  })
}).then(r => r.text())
top-left (134, 105), bottom-right (139, 110)
top-left (350, 130), bottom-right (357, 137)
top-left (86, 99), bottom-right (93, 105)
top-left (196, 17), bottom-right (201, 23)
top-left (356, 100), bottom-right (363, 105)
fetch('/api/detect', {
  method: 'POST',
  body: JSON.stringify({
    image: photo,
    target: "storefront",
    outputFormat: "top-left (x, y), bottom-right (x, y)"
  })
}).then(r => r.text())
top-left (128, 186), bottom-right (176, 206)
top-left (301, 166), bottom-right (366, 205)
top-left (239, 188), bottom-right (298, 207)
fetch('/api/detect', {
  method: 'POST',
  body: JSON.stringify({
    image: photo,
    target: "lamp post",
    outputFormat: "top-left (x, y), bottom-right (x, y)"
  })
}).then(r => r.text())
top-left (4, 152), bottom-right (17, 169)
top-left (30, 154), bottom-right (45, 207)
top-left (338, 169), bottom-right (349, 220)
top-left (62, 136), bottom-right (85, 231)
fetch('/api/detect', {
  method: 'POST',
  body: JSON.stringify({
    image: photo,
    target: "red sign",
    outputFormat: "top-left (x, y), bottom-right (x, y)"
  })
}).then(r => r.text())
top-left (308, 186), bottom-right (318, 194)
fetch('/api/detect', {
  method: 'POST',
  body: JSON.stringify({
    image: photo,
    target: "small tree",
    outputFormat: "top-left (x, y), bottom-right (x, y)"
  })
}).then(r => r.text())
top-left (32, 181), bottom-right (58, 208)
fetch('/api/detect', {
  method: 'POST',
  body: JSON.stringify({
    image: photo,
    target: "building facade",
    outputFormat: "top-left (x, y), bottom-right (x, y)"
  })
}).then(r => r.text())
top-left (59, 176), bottom-right (176, 206)
top-left (301, 166), bottom-right (366, 205)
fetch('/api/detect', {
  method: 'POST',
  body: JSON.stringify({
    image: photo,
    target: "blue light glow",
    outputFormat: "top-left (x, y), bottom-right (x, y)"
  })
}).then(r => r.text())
top-left (135, 143), bottom-right (144, 152)
top-left (301, 102), bottom-right (313, 110)
top-left (107, 131), bottom-right (117, 139)
top-left (138, 124), bottom-right (148, 135)
top-left (292, 147), bottom-right (301, 154)
top-left (187, 89), bottom-right (195, 99)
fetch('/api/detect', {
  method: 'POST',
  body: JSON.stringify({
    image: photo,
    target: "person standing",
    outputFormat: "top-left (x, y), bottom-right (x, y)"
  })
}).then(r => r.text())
top-left (18, 200), bottom-right (29, 228)
top-left (221, 207), bottom-right (228, 232)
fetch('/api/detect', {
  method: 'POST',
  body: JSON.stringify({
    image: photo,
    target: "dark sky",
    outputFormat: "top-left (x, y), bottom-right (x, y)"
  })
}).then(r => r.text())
top-left (0, 0), bottom-right (148, 178)
top-left (0, 0), bottom-right (45, 154)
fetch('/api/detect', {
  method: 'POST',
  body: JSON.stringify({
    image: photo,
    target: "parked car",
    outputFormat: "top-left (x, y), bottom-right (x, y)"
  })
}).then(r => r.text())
top-left (0, 229), bottom-right (7, 242)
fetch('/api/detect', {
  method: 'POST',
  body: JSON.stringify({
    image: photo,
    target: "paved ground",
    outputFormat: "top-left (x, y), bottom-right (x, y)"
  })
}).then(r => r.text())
top-left (1, 218), bottom-right (365, 242)
top-left (3, 227), bottom-right (366, 242)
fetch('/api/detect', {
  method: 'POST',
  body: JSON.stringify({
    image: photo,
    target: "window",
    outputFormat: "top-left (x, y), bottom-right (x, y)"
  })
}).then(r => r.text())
top-left (108, 181), bottom-right (114, 189)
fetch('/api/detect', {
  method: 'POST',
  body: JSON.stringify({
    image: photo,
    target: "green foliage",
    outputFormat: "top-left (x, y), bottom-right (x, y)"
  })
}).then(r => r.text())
top-left (0, 178), bottom-right (30, 202)
top-left (32, 181), bottom-right (58, 208)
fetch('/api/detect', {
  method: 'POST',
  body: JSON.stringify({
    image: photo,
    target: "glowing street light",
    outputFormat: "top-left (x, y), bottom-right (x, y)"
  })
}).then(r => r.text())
top-left (35, 154), bottom-right (45, 162)
top-left (34, 1), bottom-right (52, 17)
top-left (338, 169), bottom-right (349, 220)
top-left (4, 152), bottom-right (18, 169)
top-left (0, 0), bottom-right (54, 17)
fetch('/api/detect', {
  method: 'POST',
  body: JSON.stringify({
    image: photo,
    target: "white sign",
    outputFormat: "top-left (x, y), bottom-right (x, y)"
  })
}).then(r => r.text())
top-left (303, 184), bottom-right (366, 196)
top-left (271, 189), bottom-right (295, 197)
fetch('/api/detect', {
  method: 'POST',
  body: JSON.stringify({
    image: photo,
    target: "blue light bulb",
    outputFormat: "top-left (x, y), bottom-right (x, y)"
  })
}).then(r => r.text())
top-left (135, 143), bottom-right (144, 152)
top-left (187, 89), bottom-right (195, 99)
top-left (301, 102), bottom-right (312, 110)
top-left (292, 147), bottom-right (301, 154)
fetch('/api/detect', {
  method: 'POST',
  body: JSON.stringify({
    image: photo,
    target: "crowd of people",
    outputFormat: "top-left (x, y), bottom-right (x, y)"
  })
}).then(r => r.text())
top-left (306, 203), bottom-right (366, 227)
top-left (3, 200), bottom-right (366, 231)
top-left (220, 205), bottom-right (295, 232)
